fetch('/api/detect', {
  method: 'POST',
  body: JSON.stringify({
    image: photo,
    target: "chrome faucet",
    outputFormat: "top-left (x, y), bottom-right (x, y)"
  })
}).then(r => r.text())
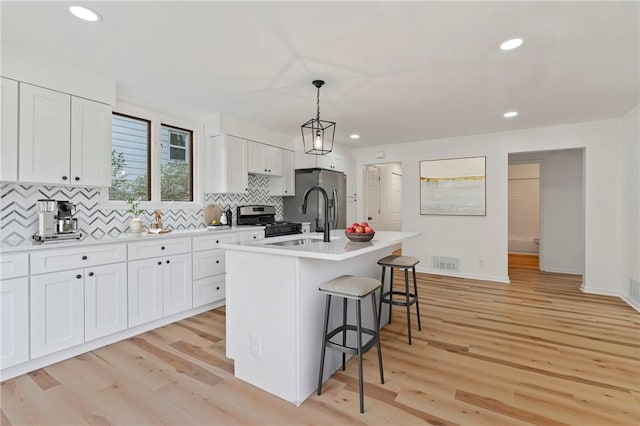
top-left (301, 185), bottom-right (331, 242)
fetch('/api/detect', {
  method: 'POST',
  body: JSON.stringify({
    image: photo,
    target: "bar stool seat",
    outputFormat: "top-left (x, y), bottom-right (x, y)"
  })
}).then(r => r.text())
top-left (377, 255), bottom-right (422, 344)
top-left (317, 275), bottom-right (384, 413)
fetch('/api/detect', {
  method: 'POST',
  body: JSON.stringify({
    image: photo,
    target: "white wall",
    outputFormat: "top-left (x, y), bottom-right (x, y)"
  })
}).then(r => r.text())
top-left (510, 150), bottom-right (585, 274)
top-left (1, 45), bottom-right (116, 105)
top-left (620, 105), bottom-right (640, 307)
top-left (205, 113), bottom-right (296, 151)
top-left (353, 117), bottom-right (626, 291)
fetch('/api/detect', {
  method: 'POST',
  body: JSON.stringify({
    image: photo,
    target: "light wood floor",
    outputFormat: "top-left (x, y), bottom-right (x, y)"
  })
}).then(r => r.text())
top-left (2, 267), bottom-right (639, 425)
top-left (508, 253), bottom-right (539, 270)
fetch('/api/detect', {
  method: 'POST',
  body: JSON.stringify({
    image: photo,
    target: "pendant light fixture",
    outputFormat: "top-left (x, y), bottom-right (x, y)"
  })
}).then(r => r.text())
top-left (301, 80), bottom-right (335, 155)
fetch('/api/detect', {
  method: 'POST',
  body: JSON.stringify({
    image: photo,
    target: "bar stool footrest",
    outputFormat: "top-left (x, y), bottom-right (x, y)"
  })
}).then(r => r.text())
top-left (380, 290), bottom-right (418, 307)
top-left (325, 325), bottom-right (379, 355)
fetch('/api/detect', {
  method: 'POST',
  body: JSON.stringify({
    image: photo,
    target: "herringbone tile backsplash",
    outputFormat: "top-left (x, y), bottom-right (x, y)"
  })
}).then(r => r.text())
top-left (0, 175), bottom-right (283, 246)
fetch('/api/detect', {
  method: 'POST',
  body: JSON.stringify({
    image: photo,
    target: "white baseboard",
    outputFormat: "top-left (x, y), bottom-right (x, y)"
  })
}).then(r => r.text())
top-left (0, 300), bottom-right (225, 381)
top-left (415, 266), bottom-right (510, 284)
top-left (580, 287), bottom-right (640, 313)
top-left (540, 266), bottom-right (583, 275)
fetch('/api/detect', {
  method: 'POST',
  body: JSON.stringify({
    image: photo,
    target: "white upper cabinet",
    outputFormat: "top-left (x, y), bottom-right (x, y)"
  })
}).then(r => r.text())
top-left (19, 83), bottom-right (71, 184)
top-left (343, 159), bottom-right (357, 197)
top-left (204, 134), bottom-right (248, 194)
top-left (248, 141), bottom-right (283, 176)
top-left (268, 149), bottom-right (295, 196)
top-left (1, 78), bottom-right (19, 182)
top-left (70, 97), bottom-right (112, 187)
top-left (18, 83), bottom-right (111, 187)
top-left (316, 153), bottom-right (344, 172)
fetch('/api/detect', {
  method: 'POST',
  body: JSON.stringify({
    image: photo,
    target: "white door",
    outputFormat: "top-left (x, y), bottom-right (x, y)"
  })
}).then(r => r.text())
top-left (70, 97), bottom-right (112, 187)
top-left (19, 83), bottom-right (71, 184)
top-left (346, 197), bottom-right (357, 226)
top-left (1, 77), bottom-right (19, 182)
top-left (163, 253), bottom-right (193, 316)
top-left (31, 270), bottom-right (84, 358)
top-left (366, 165), bottom-right (380, 228)
top-left (128, 258), bottom-right (164, 327)
top-left (391, 172), bottom-right (402, 231)
top-left (0, 277), bottom-right (29, 368)
top-left (85, 262), bottom-right (128, 341)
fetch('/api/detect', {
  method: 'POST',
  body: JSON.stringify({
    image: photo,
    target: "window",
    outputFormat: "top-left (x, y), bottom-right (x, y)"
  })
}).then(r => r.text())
top-left (160, 124), bottom-right (193, 201)
top-left (110, 113), bottom-right (151, 201)
top-left (109, 112), bottom-right (195, 203)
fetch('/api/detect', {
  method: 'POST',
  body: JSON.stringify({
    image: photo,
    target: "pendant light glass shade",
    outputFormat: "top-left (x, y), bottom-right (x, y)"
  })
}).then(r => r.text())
top-left (301, 80), bottom-right (335, 155)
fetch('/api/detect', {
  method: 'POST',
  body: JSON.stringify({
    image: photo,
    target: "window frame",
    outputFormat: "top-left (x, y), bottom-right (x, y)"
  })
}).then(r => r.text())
top-left (160, 123), bottom-right (194, 202)
top-left (110, 111), bottom-right (152, 201)
top-left (102, 102), bottom-right (202, 211)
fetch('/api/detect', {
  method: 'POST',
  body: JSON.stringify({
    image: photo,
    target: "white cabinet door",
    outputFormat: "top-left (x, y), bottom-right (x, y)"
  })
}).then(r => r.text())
top-left (248, 142), bottom-right (283, 176)
top-left (206, 135), bottom-right (248, 194)
top-left (85, 263), bottom-right (127, 341)
top-left (31, 270), bottom-right (84, 358)
top-left (128, 258), bottom-right (164, 327)
top-left (70, 97), bottom-right (112, 187)
top-left (247, 141), bottom-right (265, 174)
top-left (346, 197), bottom-right (357, 228)
top-left (163, 253), bottom-right (193, 316)
top-left (18, 83), bottom-right (71, 184)
top-left (265, 146), bottom-right (283, 176)
top-left (127, 237), bottom-right (191, 261)
top-left (227, 135), bottom-right (249, 193)
top-left (282, 149), bottom-right (295, 195)
top-left (344, 159), bottom-right (357, 197)
top-left (31, 243), bottom-right (127, 275)
top-left (0, 277), bottom-right (29, 368)
top-left (1, 77), bottom-right (19, 182)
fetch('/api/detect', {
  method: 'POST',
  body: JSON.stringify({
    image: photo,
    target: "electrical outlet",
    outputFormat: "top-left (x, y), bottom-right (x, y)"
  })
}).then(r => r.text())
top-left (250, 334), bottom-right (262, 357)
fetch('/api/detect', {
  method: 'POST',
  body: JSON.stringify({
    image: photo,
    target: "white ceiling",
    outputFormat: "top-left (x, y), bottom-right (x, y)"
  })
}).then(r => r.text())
top-left (2, 1), bottom-right (638, 147)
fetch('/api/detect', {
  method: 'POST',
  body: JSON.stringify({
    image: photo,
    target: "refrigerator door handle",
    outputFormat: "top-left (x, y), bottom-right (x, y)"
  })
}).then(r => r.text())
top-left (335, 190), bottom-right (339, 229)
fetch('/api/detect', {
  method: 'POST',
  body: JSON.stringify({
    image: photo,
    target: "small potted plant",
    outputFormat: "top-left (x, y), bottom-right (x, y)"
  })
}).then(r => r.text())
top-left (125, 196), bottom-right (144, 233)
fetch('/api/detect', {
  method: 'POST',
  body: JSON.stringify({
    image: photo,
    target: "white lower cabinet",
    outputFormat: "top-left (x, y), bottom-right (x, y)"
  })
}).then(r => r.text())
top-left (128, 253), bottom-right (192, 327)
top-left (163, 253), bottom-right (193, 316)
top-left (1, 277), bottom-right (29, 368)
top-left (30, 270), bottom-right (84, 358)
top-left (84, 263), bottom-right (128, 342)
top-left (193, 274), bottom-right (225, 307)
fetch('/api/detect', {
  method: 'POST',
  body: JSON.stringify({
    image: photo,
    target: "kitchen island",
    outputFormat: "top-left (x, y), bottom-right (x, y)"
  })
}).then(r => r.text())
top-left (221, 230), bottom-right (420, 406)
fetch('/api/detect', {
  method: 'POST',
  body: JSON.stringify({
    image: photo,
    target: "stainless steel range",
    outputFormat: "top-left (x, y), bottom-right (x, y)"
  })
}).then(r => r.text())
top-left (236, 205), bottom-right (302, 238)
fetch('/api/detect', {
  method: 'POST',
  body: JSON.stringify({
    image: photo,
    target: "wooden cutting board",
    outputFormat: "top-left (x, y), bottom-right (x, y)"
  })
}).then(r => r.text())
top-left (204, 204), bottom-right (223, 225)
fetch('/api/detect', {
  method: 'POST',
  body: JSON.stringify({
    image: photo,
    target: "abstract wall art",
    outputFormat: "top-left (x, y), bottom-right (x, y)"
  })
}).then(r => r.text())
top-left (419, 156), bottom-right (486, 215)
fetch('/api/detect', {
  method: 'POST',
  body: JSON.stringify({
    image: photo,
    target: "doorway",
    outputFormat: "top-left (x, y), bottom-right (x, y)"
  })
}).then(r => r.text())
top-left (508, 162), bottom-right (541, 270)
top-left (508, 149), bottom-right (585, 276)
top-left (364, 162), bottom-right (403, 231)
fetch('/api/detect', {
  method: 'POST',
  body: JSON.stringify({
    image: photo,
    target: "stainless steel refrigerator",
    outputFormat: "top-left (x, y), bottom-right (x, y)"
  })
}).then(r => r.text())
top-left (283, 168), bottom-right (346, 232)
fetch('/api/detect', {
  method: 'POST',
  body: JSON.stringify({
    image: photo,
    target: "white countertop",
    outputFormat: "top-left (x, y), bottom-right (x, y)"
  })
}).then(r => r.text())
top-left (0, 225), bottom-right (264, 253)
top-left (220, 230), bottom-right (421, 261)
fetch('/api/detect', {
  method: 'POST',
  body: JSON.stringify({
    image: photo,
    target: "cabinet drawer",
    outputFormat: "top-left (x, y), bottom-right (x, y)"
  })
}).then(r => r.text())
top-left (193, 250), bottom-right (225, 280)
top-left (193, 274), bottom-right (225, 307)
top-left (192, 233), bottom-right (236, 251)
top-left (128, 237), bottom-right (191, 260)
top-left (238, 230), bottom-right (265, 242)
top-left (0, 252), bottom-right (28, 279)
top-left (30, 244), bottom-right (126, 275)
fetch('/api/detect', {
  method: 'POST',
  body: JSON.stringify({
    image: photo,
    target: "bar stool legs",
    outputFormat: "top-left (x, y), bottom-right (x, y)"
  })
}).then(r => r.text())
top-left (317, 275), bottom-right (384, 413)
top-left (377, 256), bottom-right (422, 345)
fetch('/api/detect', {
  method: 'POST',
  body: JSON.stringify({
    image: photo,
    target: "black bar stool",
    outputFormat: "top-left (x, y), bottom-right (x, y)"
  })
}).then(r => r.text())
top-left (317, 275), bottom-right (384, 413)
top-left (377, 255), bottom-right (421, 344)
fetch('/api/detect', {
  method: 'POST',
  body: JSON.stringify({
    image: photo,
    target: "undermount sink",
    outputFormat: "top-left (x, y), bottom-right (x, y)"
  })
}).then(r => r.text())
top-left (265, 238), bottom-right (324, 247)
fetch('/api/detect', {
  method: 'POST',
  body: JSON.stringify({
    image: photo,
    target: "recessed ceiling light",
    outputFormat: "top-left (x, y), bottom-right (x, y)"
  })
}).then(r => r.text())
top-left (503, 111), bottom-right (518, 118)
top-left (69, 6), bottom-right (101, 22)
top-left (350, 134), bottom-right (360, 139)
top-left (500, 38), bottom-right (523, 51)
